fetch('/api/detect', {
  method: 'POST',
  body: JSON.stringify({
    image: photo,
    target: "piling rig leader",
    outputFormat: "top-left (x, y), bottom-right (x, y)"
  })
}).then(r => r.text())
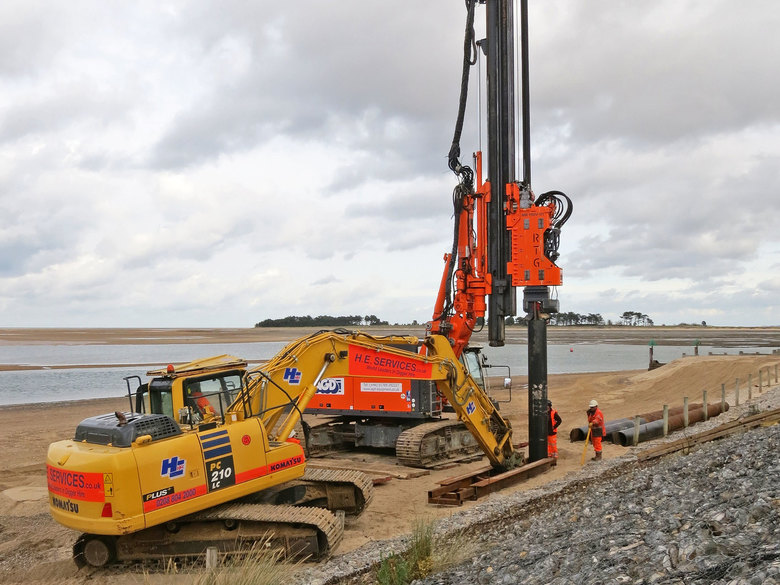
top-left (430, 0), bottom-right (572, 462)
top-left (302, 0), bottom-right (569, 468)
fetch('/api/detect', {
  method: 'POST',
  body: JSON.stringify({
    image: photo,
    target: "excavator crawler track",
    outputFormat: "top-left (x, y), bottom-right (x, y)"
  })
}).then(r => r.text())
top-left (395, 419), bottom-right (482, 468)
top-left (189, 502), bottom-right (344, 557)
top-left (71, 469), bottom-right (374, 568)
top-left (74, 503), bottom-right (343, 568)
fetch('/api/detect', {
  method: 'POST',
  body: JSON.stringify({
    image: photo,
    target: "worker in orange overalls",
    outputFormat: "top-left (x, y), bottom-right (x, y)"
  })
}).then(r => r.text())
top-left (587, 399), bottom-right (605, 461)
top-left (547, 400), bottom-right (562, 458)
top-left (189, 383), bottom-right (216, 418)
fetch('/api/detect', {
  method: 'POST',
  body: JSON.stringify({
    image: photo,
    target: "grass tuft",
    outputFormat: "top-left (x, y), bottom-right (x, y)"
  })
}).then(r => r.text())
top-left (195, 542), bottom-right (304, 585)
top-left (143, 539), bottom-right (303, 585)
top-left (376, 517), bottom-right (475, 585)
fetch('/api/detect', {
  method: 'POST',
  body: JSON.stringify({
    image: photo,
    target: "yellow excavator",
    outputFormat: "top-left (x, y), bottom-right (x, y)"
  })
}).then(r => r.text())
top-left (46, 330), bottom-right (517, 567)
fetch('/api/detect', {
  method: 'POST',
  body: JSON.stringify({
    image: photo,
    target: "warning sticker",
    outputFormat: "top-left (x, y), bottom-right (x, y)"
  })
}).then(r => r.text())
top-left (104, 473), bottom-right (114, 497)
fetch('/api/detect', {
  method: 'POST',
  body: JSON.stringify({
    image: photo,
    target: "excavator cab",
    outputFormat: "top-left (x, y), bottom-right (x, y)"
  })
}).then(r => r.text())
top-left (125, 356), bottom-right (249, 427)
top-left (459, 346), bottom-right (512, 394)
top-left (439, 345), bottom-right (511, 414)
top-left (460, 346), bottom-right (487, 390)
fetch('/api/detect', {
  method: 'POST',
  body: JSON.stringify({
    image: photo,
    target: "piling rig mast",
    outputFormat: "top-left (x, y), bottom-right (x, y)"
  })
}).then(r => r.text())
top-left (429, 0), bottom-right (572, 462)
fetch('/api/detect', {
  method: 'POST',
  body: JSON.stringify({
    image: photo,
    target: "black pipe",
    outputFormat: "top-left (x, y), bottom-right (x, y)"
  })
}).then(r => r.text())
top-left (527, 314), bottom-right (548, 461)
top-left (520, 0), bottom-right (530, 187)
top-left (568, 404), bottom-right (712, 442)
top-left (613, 403), bottom-right (729, 446)
top-left (486, 0), bottom-right (517, 346)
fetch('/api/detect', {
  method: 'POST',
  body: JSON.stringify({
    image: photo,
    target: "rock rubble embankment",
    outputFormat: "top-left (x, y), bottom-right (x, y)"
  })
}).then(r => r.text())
top-left (296, 387), bottom-right (780, 585)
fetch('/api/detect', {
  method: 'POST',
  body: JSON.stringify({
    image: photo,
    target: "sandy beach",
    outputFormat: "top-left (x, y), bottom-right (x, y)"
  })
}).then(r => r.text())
top-left (0, 327), bottom-right (777, 584)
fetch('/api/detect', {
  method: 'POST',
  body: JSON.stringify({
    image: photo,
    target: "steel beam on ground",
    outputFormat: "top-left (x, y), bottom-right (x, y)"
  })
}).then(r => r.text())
top-left (427, 458), bottom-right (555, 506)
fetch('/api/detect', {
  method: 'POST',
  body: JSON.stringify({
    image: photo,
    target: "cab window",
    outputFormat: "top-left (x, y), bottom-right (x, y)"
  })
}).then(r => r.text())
top-left (184, 370), bottom-right (244, 420)
top-left (461, 351), bottom-right (485, 390)
top-left (148, 379), bottom-right (175, 418)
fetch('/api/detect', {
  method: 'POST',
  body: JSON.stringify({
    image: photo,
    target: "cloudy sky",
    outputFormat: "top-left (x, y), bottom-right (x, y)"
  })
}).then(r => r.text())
top-left (1, 1), bottom-right (778, 329)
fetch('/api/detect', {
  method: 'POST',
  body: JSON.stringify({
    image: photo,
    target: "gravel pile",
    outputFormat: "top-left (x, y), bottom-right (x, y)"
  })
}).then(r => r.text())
top-left (295, 386), bottom-right (780, 585)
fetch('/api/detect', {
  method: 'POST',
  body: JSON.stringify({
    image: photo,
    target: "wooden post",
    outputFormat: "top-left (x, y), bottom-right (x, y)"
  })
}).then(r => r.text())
top-left (759, 369), bottom-right (763, 393)
top-left (648, 339), bottom-right (656, 370)
top-left (775, 364), bottom-right (778, 384)
top-left (205, 547), bottom-right (218, 569)
top-left (748, 373), bottom-right (753, 400)
top-left (633, 415), bottom-right (640, 446)
top-left (735, 378), bottom-right (740, 406)
top-left (683, 397), bottom-right (689, 428)
top-left (663, 404), bottom-right (669, 437)
top-left (721, 383), bottom-right (726, 413)
top-left (702, 390), bottom-right (708, 421)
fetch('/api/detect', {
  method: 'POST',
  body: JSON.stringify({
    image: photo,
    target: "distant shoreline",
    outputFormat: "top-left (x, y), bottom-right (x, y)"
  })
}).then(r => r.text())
top-left (0, 326), bottom-right (776, 373)
top-left (1, 325), bottom-right (777, 349)
top-left (0, 361), bottom-right (267, 373)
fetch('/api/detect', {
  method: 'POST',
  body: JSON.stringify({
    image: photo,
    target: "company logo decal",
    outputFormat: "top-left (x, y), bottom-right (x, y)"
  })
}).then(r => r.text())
top-left (348, 345), bottom-right (433, 379)
top-left (161, 456), bottom-right (186, 479)
top-left (268, 455), bottom-right (304, 473)
top-left (47, 465), bottom-right (105, 503)
top-left (51, 496), bottom-right (79, 513)
top-left (316, 378), bottom-right (345, 395)
top-left (143, 486), bottom-right (174, 503)
top-left (234, 447), bottom-right (307, 485)
top-left (142, 486), bottom-right (201, 512)
top-left (283, 367), bottom-right (302, 385)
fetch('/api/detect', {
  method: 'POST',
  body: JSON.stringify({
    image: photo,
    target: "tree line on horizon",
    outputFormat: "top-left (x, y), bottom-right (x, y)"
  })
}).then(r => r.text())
top-left (255, 314), bottom-right (390, 328)
top-left (504, 310), bottom-right (655, 326)
top-left (255, 311), bottom-right (659, 328)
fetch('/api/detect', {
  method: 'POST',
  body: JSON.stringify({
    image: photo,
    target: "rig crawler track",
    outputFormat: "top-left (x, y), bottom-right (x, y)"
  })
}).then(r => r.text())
top-left (396, 419), bottom-right (482, 468)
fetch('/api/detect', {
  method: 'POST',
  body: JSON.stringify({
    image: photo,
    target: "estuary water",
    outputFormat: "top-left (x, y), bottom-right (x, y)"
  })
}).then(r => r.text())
top-left (0, 341), bottom-right (773, 406)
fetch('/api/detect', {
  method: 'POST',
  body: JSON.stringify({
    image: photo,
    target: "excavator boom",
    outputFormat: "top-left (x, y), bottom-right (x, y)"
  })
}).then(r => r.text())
top-left (240, 330), bottom-right (515, 468)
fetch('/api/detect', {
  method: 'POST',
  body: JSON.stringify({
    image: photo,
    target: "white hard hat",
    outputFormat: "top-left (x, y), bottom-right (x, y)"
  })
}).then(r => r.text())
top-left (589, 399), bottom-right (598, 408)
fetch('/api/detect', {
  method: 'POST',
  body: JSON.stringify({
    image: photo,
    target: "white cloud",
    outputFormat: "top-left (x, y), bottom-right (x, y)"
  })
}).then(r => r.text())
top-left (0, 0), bottom-right (778, 328)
